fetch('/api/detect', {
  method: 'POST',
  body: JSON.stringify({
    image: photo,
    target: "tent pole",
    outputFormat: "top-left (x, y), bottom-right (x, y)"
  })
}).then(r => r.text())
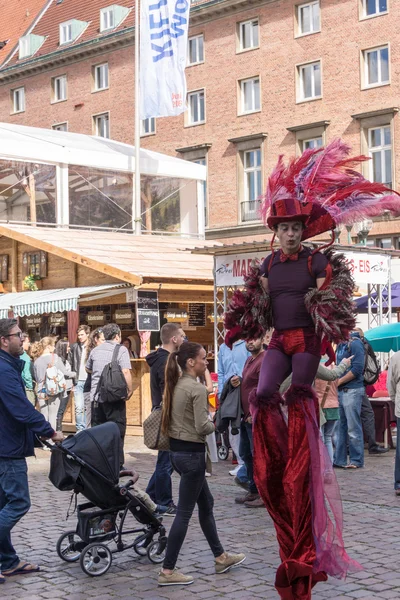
top-left (134, 0), bottom-right (141, 235)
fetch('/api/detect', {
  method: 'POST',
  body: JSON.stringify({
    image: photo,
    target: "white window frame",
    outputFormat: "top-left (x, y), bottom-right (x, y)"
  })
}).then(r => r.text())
top-left (93, 63), bottom-right (109, 91)
top-left (239, 76), bottom-right (261, 114)
top-left (52, 122), bottom-right (68, 131)
top-left (187, 89), bottom-right (205, 126)
top-left (360, 0), bottom-right (388, 19)
top-left (93, 112), bottom-right (110, 138)
top-left (19, 36), bottom-right (30, 59)
top-left (296, 1), bottom-right (321, 37)
top-left (187, 34), bottom-right (204, 66)
top-left (297, 60), bottom-right (322, 102)
top-left (52, 75), bottom-right (67, 103)
top-left (363, 45), bottom-right (390, 88)
top-left (302, 136), bottom-right (323, 150)
top-left (100, 6), bottom-right (115, 31)
top-left (140, 117), bottom-right (156, 137)
top-left (60, 21), bottom-right (73, 45)
top-left (241, 148), bottom-right (262, 222)
top-left (12, 87), bottom-right (25, 113)
top-left (238, 18), bottom-right (259, 52)
top-left (368, 125), bottom-right (392, 188)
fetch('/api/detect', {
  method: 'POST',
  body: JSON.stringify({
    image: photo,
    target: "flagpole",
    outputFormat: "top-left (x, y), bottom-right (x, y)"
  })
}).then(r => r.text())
top-left (134, 0), bottom-right (141, 235)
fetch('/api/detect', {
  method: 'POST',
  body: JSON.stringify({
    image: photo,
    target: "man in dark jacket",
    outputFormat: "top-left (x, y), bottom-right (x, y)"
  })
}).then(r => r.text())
top-left (145, 323), bottom-right (185, 516)
top-left (0, 318), bottom-right (63, 583)
top-left (68, 324), bottom-right (90, 432)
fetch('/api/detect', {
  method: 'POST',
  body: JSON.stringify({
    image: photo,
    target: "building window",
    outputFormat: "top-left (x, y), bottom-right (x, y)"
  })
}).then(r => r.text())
top-left (238, 19), bottom-right (259, 51)
top-left (362, 0), bottom-right (388, 18)
top-left (12, 87), bottom-right (25, 113)
top-left (187, 90), bottom-right (205, 125)
top-left (60, 21), bottom-right (73, 44)
top-left (368, 125), bottom-right (392, 188)
top-left (19, 36), bottom-right (30, 58)
top-left (52, 122), bottom-right (68, 131)
top-left (94, 113), bottom-right (110, 138)
top-left (303, 136), bottom-right (323, 150)
top-left (376, 237), bottom-right (392, 249)
top-left (94, 63), bottom-right (109, 91)
top-left (52, 75), bottom-right (67, 102)
top-left (297, 2), bottom-right (320, 36)
top-left (29, 253), bottom-right (41, 277)
top-left (188, 35), bottom-right (204, 65)
top-left (241, 149), bottom-right (262, 222)
top-left (100, 5), bottom-right (130, 32)
top-left (239, 77), bottom-right (260, 114)
top-left (101, 7), bottom-right (115, 31)
top-left (141, 117), bottom-right (156, 136)
top-left (298, 61), bottom-right (321, 101)
top-left (364, 45), bottom-right (389, 87)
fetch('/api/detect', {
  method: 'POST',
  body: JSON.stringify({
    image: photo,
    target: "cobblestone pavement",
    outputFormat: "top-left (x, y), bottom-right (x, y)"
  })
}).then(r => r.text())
top-left (2, 439), bottom-right (400, 600)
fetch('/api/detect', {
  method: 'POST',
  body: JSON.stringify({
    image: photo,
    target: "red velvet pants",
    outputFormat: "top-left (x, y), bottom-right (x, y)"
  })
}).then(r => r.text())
top-left (252, 346), bottom-right (326, 599)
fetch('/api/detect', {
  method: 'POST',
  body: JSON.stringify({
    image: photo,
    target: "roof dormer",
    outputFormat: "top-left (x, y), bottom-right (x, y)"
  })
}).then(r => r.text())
top-left (59, 19), bottom-right (88, 46)
top-left (100, 5), bottom-right (130, 32)
top-left (19, 34), bottom-right (45, 59)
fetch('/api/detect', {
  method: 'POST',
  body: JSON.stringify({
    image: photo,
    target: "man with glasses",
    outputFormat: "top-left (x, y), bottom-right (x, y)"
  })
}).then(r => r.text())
top-left (0, 319), bottom-right (63, 583)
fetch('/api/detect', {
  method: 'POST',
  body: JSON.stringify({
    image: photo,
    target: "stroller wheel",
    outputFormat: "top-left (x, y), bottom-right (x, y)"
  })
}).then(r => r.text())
top-left (133, 534), bottom-right (151, 556)
top-left (147, 536), bottom-right (167, 564)
top-left (80, 542), bottom-right (112, 577)
top-left (56, 530), bottom-right (86, 563)
top-left (218, 446), bottom-right (229, 461)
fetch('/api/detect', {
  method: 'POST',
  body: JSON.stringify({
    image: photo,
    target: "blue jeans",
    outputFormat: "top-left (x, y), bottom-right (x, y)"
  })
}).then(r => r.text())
top-left (334, 388), bottom-right (364, 468)
top-left (163, 451), bottom-right (224, 570)
top-left (322, 420), bottom-right (337, 464)
top-left (74, 380), bottom-right (86, 432)
top-left (395, 418), bottom-right (400, 490)
top-left (0, 458), bottom-right (31, 571)
top-left (146, 450), bottom-right (173, 506)
top-left (239, 421), bottom-right (257, 494)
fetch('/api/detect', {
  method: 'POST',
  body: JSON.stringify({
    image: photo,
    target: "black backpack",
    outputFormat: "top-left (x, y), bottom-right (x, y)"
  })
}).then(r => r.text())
top-left (362, 338), bottom-right (380, 386)
top-left (96, 344), bottom-right (128, 404)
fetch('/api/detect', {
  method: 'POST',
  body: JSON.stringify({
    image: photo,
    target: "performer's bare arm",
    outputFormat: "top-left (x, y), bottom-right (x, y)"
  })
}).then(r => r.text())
top-left (260, 276), bottom-right (269, 293)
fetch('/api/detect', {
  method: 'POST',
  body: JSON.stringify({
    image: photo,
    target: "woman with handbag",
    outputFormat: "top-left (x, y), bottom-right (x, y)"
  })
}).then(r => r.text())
top-left (158, 342), bottom-right (245, 587)
top-left (33, 337), bottom-right (70, 430)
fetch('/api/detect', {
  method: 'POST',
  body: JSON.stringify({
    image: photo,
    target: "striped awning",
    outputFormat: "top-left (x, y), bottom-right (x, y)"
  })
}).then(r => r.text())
top-left (0, 284), bottom-right (130, 318)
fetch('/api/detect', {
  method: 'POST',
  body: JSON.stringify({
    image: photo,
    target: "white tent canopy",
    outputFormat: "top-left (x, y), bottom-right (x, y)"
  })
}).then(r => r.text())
top-left (0, 122), bottom-right (206, 181)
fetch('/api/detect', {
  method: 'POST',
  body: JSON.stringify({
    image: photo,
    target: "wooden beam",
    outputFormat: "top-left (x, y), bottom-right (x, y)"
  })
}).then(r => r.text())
top-left (0, 225), bottom-right (142, 286)
top-left (11, 239), bottom-right (17, 292)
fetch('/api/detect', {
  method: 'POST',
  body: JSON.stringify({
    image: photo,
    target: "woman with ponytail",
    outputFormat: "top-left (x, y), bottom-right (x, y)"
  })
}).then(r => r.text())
top-left (158, 342), bottom-right (245, 587)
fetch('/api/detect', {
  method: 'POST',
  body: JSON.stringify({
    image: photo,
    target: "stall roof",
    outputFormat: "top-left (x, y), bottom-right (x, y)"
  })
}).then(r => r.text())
top-left (190, 239), bottom-right (400, 257)
top-left (0, 123), bottom-right (206, 180)
top-left (0, 224), bottom-right (215, 284)
top-left (0, 283), bottom-right (129, 318)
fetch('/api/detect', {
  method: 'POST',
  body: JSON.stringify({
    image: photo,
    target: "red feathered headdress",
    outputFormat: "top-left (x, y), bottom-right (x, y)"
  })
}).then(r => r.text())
top-left (262, 139), bottom-right (400, 240)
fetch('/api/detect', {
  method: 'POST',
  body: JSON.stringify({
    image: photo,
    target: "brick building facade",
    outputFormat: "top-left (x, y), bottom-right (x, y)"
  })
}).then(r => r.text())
top-left (0, 0), bottom-right (399, 247)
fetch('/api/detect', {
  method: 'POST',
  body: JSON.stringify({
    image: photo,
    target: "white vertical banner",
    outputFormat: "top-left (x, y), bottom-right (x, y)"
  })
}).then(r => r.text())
top-left (140, 0), bottom-right (190, 118)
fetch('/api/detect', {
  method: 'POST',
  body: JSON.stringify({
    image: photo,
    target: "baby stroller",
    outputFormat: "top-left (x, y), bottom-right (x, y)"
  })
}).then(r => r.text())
top-left (45, 422), bottom-right (167, 577)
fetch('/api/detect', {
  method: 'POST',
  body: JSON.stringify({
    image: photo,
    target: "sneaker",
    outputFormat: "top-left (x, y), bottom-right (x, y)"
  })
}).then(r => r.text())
top-left (158, 569), bottom-right (194, 586)
top-left (369, 446), bottom-right (390, 455)
top-left (229, 465), bottom-right (240, 476)
top-left (244, 495), bottom-right (264, 508)
top-left (205, 472), bottom-right (212, 477)
top-left (234, 476), bottom-right (250, 491)
top-left (235, 492), bottom-right (258, 505)
top-left (215, 552), bottom-right (246, 574)
top-left (163, 504), bottom-right (177, 517)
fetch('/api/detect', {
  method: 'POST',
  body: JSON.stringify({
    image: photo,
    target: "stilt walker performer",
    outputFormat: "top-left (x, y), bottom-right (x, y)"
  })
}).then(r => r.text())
top-left (224, 139), bottom-right (400, 599)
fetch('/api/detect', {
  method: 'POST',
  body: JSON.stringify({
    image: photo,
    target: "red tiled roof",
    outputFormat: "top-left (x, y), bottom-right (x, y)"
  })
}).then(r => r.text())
top-left (0, 0), bottom-right (49, 65)
top-left (4, 0), bottom-right (135, 68)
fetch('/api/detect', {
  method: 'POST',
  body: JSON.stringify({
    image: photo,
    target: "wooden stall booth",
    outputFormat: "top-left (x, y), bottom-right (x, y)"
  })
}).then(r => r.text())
top-left (0, 223), bottom-right (215, 435)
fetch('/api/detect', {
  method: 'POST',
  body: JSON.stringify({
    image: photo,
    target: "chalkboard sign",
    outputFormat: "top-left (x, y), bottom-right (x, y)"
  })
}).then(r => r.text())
top-left (188, 303), bottom-right (206, 327)
top-left (136, 291), bottom-right (160, 331)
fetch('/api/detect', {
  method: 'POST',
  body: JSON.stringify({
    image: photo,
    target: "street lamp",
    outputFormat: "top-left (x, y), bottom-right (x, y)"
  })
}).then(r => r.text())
top-left (333, 227), bottom-right (342, 244)
top-left (354, 219), bottom-right (373, 246)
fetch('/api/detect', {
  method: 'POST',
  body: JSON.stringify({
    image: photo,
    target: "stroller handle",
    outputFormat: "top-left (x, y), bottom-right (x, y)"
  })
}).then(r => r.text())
top-left (119, 469), bottom-right (139, 484)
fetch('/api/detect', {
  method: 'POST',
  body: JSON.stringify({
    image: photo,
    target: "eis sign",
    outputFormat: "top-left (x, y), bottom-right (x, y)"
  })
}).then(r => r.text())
top-left (215, 251), bottom-right (390, 287)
